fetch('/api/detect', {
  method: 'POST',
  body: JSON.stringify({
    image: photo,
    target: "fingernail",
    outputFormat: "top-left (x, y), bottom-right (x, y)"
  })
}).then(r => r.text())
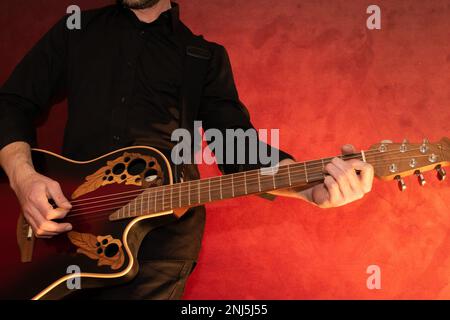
top-left (65, 225), bottom-right (72, 231)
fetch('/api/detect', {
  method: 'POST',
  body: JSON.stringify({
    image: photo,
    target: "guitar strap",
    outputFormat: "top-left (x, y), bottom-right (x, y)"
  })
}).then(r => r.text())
top-left (173, 26), bottom-right (276, 201)
top-left (174, 25), bottom-right (212, 183)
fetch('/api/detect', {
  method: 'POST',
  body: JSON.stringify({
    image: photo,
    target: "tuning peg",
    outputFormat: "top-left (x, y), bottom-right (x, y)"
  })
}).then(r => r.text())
top-left (436, 166), bottom-right (446, 181)
top-left (415, 170), bottom-right (426, 186)
top-left (395, 175), bottom-right (407, 191)
top-left (400, 139), bottom-right (408, 152)
top-left (420, 138), bottom-right (429, 154)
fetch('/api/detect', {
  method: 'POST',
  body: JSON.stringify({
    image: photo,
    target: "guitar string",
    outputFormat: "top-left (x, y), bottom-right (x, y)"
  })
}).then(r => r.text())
top-left (66, 153), bottom-right (405, 212)
top-left (66, 149), bottom-right (437, 211)
top-left (64, 153), bottom-right (442, 221)
top-left (66, 151), bottom-right (440, 214)
top-left (64, 170), bottom-right (343, 223)
top-left (65, 162), bottom-right (443, 225)
top-left (66, 167), bottom-right (445, 224)
top-left (66, 146), bottom-right (428, 207)
top-left (64, 147), bottom-right (394, 205)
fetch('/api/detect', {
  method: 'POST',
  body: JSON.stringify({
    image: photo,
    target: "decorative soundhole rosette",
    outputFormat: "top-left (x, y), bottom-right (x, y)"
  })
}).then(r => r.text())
top-left (71, 152), bottom-right (163, 199)
top-left (68, 232), bottom-right (125, 270)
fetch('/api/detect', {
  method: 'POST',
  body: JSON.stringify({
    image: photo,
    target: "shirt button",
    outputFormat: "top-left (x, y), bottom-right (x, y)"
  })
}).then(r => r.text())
top-left (140, 30), bottom-right (146, 36)
top-left (121, 97), bottom-right (126, 104)
top-left (113, 135), bottom-right (121, 142)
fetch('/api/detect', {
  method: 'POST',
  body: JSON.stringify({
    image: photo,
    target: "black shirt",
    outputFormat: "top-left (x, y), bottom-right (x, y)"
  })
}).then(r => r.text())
top-left (0, 3), bottom-right (291, 261)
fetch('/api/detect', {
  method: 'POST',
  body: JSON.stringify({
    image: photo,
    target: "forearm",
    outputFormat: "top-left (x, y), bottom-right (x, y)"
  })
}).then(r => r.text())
top-left (0, 141), bottom-right (36, 190)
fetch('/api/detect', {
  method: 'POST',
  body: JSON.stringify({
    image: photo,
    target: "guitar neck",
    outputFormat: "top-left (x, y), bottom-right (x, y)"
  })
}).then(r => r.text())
top-left (110, 152), bottom-right (366, 220)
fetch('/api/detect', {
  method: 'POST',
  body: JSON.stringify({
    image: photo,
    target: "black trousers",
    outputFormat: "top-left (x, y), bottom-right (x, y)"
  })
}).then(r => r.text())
top-left (67, 259), bottom-right (196, 300)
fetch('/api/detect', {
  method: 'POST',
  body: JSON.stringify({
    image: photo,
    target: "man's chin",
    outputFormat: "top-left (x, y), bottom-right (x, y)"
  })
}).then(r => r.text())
top-left (118, 0), bottom-right (161, 10)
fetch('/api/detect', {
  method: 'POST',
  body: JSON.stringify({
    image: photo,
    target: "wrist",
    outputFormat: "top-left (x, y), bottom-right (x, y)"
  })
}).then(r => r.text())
top-left (9, 163), bottom-right (36, 192)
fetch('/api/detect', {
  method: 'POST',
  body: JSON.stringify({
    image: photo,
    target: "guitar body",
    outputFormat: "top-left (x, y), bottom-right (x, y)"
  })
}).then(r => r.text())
top-left (0, 146), bottom-right (178, 300)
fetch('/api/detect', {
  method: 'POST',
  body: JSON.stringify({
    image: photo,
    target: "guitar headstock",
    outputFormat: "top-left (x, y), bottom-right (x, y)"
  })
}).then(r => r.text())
top-left (368, 137), bottom-right (449, 191)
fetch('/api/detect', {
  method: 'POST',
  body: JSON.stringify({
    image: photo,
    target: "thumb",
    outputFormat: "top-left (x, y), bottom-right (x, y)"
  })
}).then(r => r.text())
top-left (341, 144), bottom-right (357, 155)
top-left (47, 181), bottom-right (72, 210)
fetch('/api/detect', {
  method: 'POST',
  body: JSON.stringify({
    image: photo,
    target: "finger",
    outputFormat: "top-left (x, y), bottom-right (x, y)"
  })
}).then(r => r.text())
top-left (40, 220), bottom-right (72, 234)
top-left (23, 210), bottom-right (41, 236)
top-left (323, 175), bottom-right (342, 204)
top-left (33, 195), bottom-right (69, 220)
top-left (46, 208), bottom-right (71, 221)
top-left (341, 144), bottom-right (356, 155)
top-left (347, 159), bottom-right (374, 193)
top-left (330, 157), bottom-right (362, 195)
top-left (326, 159), bottom-right (353, 196)
top-left (46, 181), bottom-right (72, 210)
top-left (26, 207), bottom-right (59, 237)
top-left (30, 206), bottom-right (72, 233)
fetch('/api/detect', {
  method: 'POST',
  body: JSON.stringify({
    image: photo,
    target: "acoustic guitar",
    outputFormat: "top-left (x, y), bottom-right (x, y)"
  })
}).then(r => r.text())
top-left (0, 138), bottom-right (448, 299)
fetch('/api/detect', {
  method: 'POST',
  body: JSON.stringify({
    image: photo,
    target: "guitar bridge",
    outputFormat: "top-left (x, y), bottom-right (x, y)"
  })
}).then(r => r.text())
top-left (16, 213), bottom-right (35, 263)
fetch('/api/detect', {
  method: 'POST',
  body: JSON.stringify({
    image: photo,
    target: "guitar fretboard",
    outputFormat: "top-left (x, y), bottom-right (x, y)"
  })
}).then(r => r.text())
top-left (109, 153), bottom-right (365, 221)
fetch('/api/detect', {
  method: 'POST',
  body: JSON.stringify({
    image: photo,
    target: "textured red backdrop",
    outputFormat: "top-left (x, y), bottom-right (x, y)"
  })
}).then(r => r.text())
top-left (0, 0), bottom-right (449, 299)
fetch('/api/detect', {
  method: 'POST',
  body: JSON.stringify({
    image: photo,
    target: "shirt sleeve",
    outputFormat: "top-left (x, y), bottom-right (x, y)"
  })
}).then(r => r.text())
top-left (0, 16), bottom-right (68, 150)
top-left (198, 44), bottom-right (293, 174)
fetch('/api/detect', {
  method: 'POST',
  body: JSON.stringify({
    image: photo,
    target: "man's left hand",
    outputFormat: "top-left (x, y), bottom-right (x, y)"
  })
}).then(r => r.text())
top-left (269, 144), bottom-right (374, 208)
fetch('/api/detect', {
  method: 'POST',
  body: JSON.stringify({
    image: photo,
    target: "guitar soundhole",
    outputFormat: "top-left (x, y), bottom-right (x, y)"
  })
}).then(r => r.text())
top-left (104, 243), bottom-right (119, 258)
top-left (127, 158), bottom-right (147, 175)
top-left (112, 163), bottom-right (126, 175)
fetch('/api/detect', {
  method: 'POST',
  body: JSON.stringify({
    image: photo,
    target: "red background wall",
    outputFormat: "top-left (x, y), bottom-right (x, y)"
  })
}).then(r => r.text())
top-left (0, 0), bottom-right (449, 299)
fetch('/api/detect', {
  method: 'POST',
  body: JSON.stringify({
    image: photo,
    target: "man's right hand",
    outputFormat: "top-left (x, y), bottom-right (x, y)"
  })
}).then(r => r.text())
top-left (11, 169), bottom-right (72, 239)
top-left (0, 142), bottom-right (72, 238)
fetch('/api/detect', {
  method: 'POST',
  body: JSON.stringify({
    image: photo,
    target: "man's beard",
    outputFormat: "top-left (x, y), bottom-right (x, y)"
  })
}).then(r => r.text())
top-left (117, 0), bottom-right (161, 10)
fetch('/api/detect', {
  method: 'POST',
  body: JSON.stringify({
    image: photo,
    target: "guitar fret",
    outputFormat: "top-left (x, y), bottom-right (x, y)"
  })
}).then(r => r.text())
top-left (198, 180), bottom-right (201, 204)
top-left (219, 176), bottom-right (223, 199)
top-left (188, 181), bottom-right (191, 205)
top-left (272, 169), bottom-right (276, 189)
top-left (162, 187), bottom-right (165, 210)
top-left (208, 179), bottom-right (212, 202)
top-left (231, 174), bottom-right (235, 197)
top-left (147, 189), bottom-right (150, 215)
top-left (257, 172), bottom-right (261, 192)
top-left (170, 185), bottom-right (173, 210)
top-left (154, 189), bottom-right (157, 212)
top-left (288, 165), bottom-right (292, 186)
top-left (304, 162), bottom-right (308, 183)
top-left (244, 171), bottom-right (247, 194)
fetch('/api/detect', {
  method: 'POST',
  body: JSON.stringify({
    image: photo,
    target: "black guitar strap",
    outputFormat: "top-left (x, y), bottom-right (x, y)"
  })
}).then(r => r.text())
top-left (173, 25), bottom-right (276, 200)
top-left (174, 25), bottom-right (212, 183)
